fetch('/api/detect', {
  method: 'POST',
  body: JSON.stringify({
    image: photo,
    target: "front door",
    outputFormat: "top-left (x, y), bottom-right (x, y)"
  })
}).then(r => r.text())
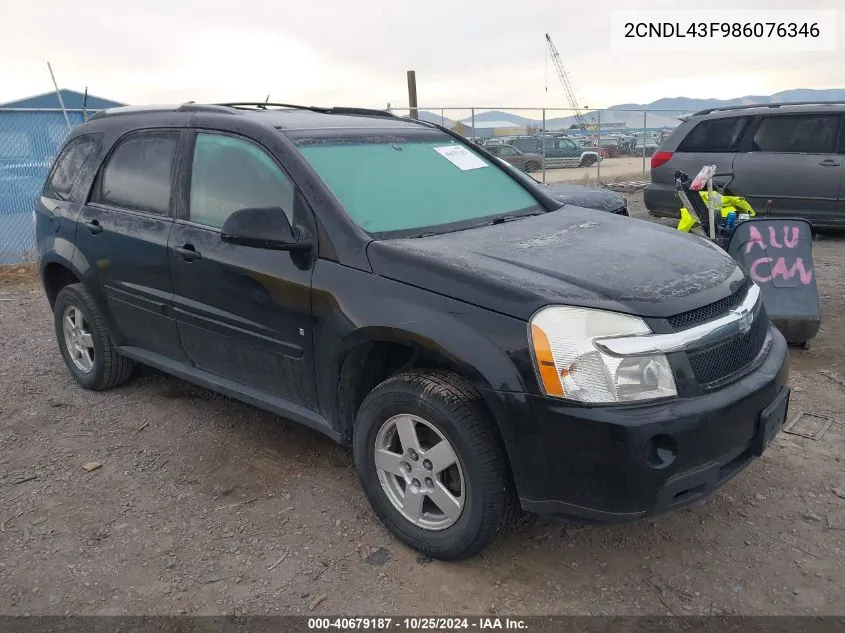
top-left (168, 130), bottom-right (318, 409)
top-left (75, 128), bottom-right (189, 362)
top-left (733, 113), bottom-right (844, 224)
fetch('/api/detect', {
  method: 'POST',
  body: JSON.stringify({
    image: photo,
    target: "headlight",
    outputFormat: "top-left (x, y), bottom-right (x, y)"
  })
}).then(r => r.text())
top-left (529, 306), bottom-right (677, 403)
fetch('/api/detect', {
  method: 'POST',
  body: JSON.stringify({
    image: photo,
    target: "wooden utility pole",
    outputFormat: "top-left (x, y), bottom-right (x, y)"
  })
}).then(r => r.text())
top-left (407, 70), bottom-right (418, 119)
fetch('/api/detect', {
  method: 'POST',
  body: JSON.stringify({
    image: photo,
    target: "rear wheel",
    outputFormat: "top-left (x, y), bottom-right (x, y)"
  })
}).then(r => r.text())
top-left (53, 283), bottom-right (135, 391)
top-left (352, 370), bottom-right (515, 560)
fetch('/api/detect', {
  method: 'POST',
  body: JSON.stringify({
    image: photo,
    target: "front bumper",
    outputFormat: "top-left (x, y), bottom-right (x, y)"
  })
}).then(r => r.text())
top-left (482, 325), bottom-right (790, 523)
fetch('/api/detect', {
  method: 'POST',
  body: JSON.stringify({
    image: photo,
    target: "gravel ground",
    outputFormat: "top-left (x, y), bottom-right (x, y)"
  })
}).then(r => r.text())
top-left (1, 193), bottom-right (843, 616)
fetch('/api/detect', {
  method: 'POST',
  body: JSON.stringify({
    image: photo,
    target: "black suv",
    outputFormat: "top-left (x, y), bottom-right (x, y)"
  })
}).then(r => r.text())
top-left (36, 102), bottom-right (790, 560)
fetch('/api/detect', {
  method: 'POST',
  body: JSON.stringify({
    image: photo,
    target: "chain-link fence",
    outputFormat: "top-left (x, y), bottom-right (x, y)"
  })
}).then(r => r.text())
top-left (0, 109), bottom-right (87, 264)
top-left (0, 104), bottom-right (693, 264)
top-left (387, 106), bottom-right (693, 187)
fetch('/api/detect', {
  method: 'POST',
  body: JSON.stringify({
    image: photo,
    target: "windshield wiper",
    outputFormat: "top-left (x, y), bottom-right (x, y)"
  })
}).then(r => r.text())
top-left (487, 211), bottom-right (544, 225)
top-left (408, 231), bottom-right (440, 239)
top-left (407, 211), bottom-right (544, 238)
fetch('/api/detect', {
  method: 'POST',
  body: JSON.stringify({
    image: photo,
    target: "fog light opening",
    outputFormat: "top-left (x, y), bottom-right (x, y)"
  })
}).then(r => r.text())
top-left (646, 434), bottom-right (678, 470)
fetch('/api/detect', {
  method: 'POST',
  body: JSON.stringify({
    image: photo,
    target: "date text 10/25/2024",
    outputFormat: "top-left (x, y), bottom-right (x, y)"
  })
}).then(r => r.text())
top-left (308, 617), bottom-right (528, 630)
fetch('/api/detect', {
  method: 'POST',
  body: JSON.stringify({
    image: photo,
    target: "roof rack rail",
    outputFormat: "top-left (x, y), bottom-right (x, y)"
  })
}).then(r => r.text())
top-left (177, 102), bottom-right (239, 114)
top-left (693, 100), bottom-right (845, 116)
top-left (87, 104), bottom-right (186, 121)
top-left (214, 102), bottom-right (397, 118)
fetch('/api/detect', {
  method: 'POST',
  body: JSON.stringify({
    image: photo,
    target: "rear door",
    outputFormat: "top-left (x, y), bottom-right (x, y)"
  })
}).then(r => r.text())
top-left (733, 113), bottom-right (843, 224)
top-left (168, 130), bottom-right (318, 409)
top-left (75, 128), bottom-right (189, 361)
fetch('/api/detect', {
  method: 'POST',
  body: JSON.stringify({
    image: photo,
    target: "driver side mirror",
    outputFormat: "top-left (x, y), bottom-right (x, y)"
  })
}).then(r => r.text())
top-left (220, 207), bottom-right (313, 252)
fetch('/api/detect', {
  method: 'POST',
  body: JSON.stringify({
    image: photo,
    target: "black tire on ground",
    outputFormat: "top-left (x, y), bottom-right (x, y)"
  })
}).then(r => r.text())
top-left (580, 155), bottom-right (597, 167)
top-left (524, 161), bottom-right (541, 172)
top-left (352, 370), bottom-right (517, 560)
top-left (53, 283), bottom-right (135, 391)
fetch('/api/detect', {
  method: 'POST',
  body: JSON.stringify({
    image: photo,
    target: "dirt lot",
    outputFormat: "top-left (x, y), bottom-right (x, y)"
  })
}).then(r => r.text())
top-left (531, 157), bottom-right (650, 185)
top-left (1, 194), bottom-right (843, 617)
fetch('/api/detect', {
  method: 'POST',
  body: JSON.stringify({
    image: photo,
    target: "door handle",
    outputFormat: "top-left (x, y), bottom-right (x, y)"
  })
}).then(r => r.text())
top-left (175, 244), bottom-right (201, 262)
top-left (85, 219), bottom-right (103, 235)
top-left (819, 158), bottom-right (841, 167)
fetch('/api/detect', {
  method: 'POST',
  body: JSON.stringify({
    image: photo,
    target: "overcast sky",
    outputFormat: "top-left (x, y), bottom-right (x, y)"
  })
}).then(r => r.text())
top-left (1, 0), bottom-right (843, 111)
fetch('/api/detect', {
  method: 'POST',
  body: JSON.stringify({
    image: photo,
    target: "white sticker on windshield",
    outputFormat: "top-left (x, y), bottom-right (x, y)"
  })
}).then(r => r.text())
top-left (433, 145), bottom-right (488, 171)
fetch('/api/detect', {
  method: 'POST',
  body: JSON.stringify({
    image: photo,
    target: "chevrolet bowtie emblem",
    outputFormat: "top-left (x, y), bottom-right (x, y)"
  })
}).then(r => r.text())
top-left (731, 305), bottom-right (754, 335)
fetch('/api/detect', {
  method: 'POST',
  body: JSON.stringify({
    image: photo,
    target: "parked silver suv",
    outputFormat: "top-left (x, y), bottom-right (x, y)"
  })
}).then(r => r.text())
top-left (645, 102), bottom-right (845, 228)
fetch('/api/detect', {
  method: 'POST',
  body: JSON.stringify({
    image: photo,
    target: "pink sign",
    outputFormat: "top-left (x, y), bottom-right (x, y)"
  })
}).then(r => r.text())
top-left (744, 224), bottom-right (813, 285)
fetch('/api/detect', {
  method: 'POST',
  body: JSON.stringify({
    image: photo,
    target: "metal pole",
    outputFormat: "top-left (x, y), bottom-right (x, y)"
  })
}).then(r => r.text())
top-left (441, 108), bottom-right (444, 126)
top-left (471, 107), bottom-right (475, 140)
top-left (596, 109), bottom-right (601, 183)
top-left (47, 61), bottom-right (71, 131)
top-left (642, 109), bottom-right (647, 175)
top-left (406, 70), bottom-right (418, 120)
top-left (542, 109), bottom-right (546, 183)
top-left (707, 174), bottom-right (716, 240)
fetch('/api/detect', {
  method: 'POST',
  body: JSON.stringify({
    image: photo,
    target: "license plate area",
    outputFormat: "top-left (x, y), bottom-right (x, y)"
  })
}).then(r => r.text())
top-left (752, 386), bottom-right (790, 456)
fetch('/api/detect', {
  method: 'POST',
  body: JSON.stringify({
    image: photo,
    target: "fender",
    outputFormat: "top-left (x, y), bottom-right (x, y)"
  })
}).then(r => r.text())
top-left (38, 241), bottom-right (125, 346)
top-left (311, 260), bottom-right (537, 447)
top-left (336, 305), bottom-right (528, 393)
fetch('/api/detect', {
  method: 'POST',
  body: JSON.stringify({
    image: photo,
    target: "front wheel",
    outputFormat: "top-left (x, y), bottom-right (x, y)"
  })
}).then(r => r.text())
top-left (352, 370), bottom-right (516, 560)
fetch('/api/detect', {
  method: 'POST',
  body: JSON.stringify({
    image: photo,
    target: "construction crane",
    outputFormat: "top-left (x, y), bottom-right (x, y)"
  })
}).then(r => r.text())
top-left (545, 33), bottom-right (588, 130)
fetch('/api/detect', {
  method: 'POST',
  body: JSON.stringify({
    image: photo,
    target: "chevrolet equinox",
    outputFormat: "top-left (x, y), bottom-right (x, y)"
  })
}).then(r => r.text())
top-left (36, 102), bottom-right (790, 560)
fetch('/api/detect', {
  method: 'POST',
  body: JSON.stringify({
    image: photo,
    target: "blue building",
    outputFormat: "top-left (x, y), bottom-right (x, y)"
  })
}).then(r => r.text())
top-left (0, 89), bottom-right (124, 263)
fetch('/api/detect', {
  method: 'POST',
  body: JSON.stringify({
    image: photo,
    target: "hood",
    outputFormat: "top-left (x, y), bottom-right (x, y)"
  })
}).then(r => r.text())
top-left (367, 206), bottom-right (746, 321)
top-left (537, 182), bottom-right (626, 213)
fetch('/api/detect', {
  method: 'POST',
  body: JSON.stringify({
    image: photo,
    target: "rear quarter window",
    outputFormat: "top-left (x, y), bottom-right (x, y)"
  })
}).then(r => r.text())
top-left (43, 134), bottom-right (101, 201)
top-left (677, 116), bottom-right (751, 153)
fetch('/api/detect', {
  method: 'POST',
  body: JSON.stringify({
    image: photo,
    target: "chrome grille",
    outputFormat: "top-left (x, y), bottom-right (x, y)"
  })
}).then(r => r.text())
top-left (686, 312), bottom-right (769, 387)
top-left (667, 279), bottom-right (750, 331)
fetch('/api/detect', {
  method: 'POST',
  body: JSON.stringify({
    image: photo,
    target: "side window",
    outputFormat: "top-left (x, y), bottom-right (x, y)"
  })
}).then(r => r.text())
top-left (751, 115), bottom-right (839, 154)
top-left (94, 130), bottom-right (179, 214)
top-left (678, 116), bottom-right (751, 153)
top-left (43, 135), bottom-right (100, 201)
top-left (499, 146), bottom-right (516, 157)
top-left (486, 146), bottom-right (502, 156)
top-left (189, 132), bottom-right (295, 229)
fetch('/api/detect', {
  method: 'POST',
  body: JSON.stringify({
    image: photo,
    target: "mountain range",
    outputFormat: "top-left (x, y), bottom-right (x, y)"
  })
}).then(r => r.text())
top-left (416, 88), bottom-right (845, 132)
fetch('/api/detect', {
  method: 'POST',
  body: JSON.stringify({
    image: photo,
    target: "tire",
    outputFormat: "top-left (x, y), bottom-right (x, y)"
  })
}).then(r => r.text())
top-left (580, 155), bottom-right (597, 167)
top-left (53, 283), bottom-right (135, 391)
top-left (352, 370), bottom-right (516, 560)
top-left (524, 161), bottom-right (541, 172)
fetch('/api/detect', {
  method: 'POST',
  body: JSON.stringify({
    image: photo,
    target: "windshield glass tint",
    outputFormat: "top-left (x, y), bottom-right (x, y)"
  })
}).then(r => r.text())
top-left (292, 131), bottom-right (539, 235)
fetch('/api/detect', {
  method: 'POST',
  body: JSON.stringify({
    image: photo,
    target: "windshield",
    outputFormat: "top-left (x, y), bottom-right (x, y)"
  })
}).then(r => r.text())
top-left (290, 129), bottom-right (541, 236)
